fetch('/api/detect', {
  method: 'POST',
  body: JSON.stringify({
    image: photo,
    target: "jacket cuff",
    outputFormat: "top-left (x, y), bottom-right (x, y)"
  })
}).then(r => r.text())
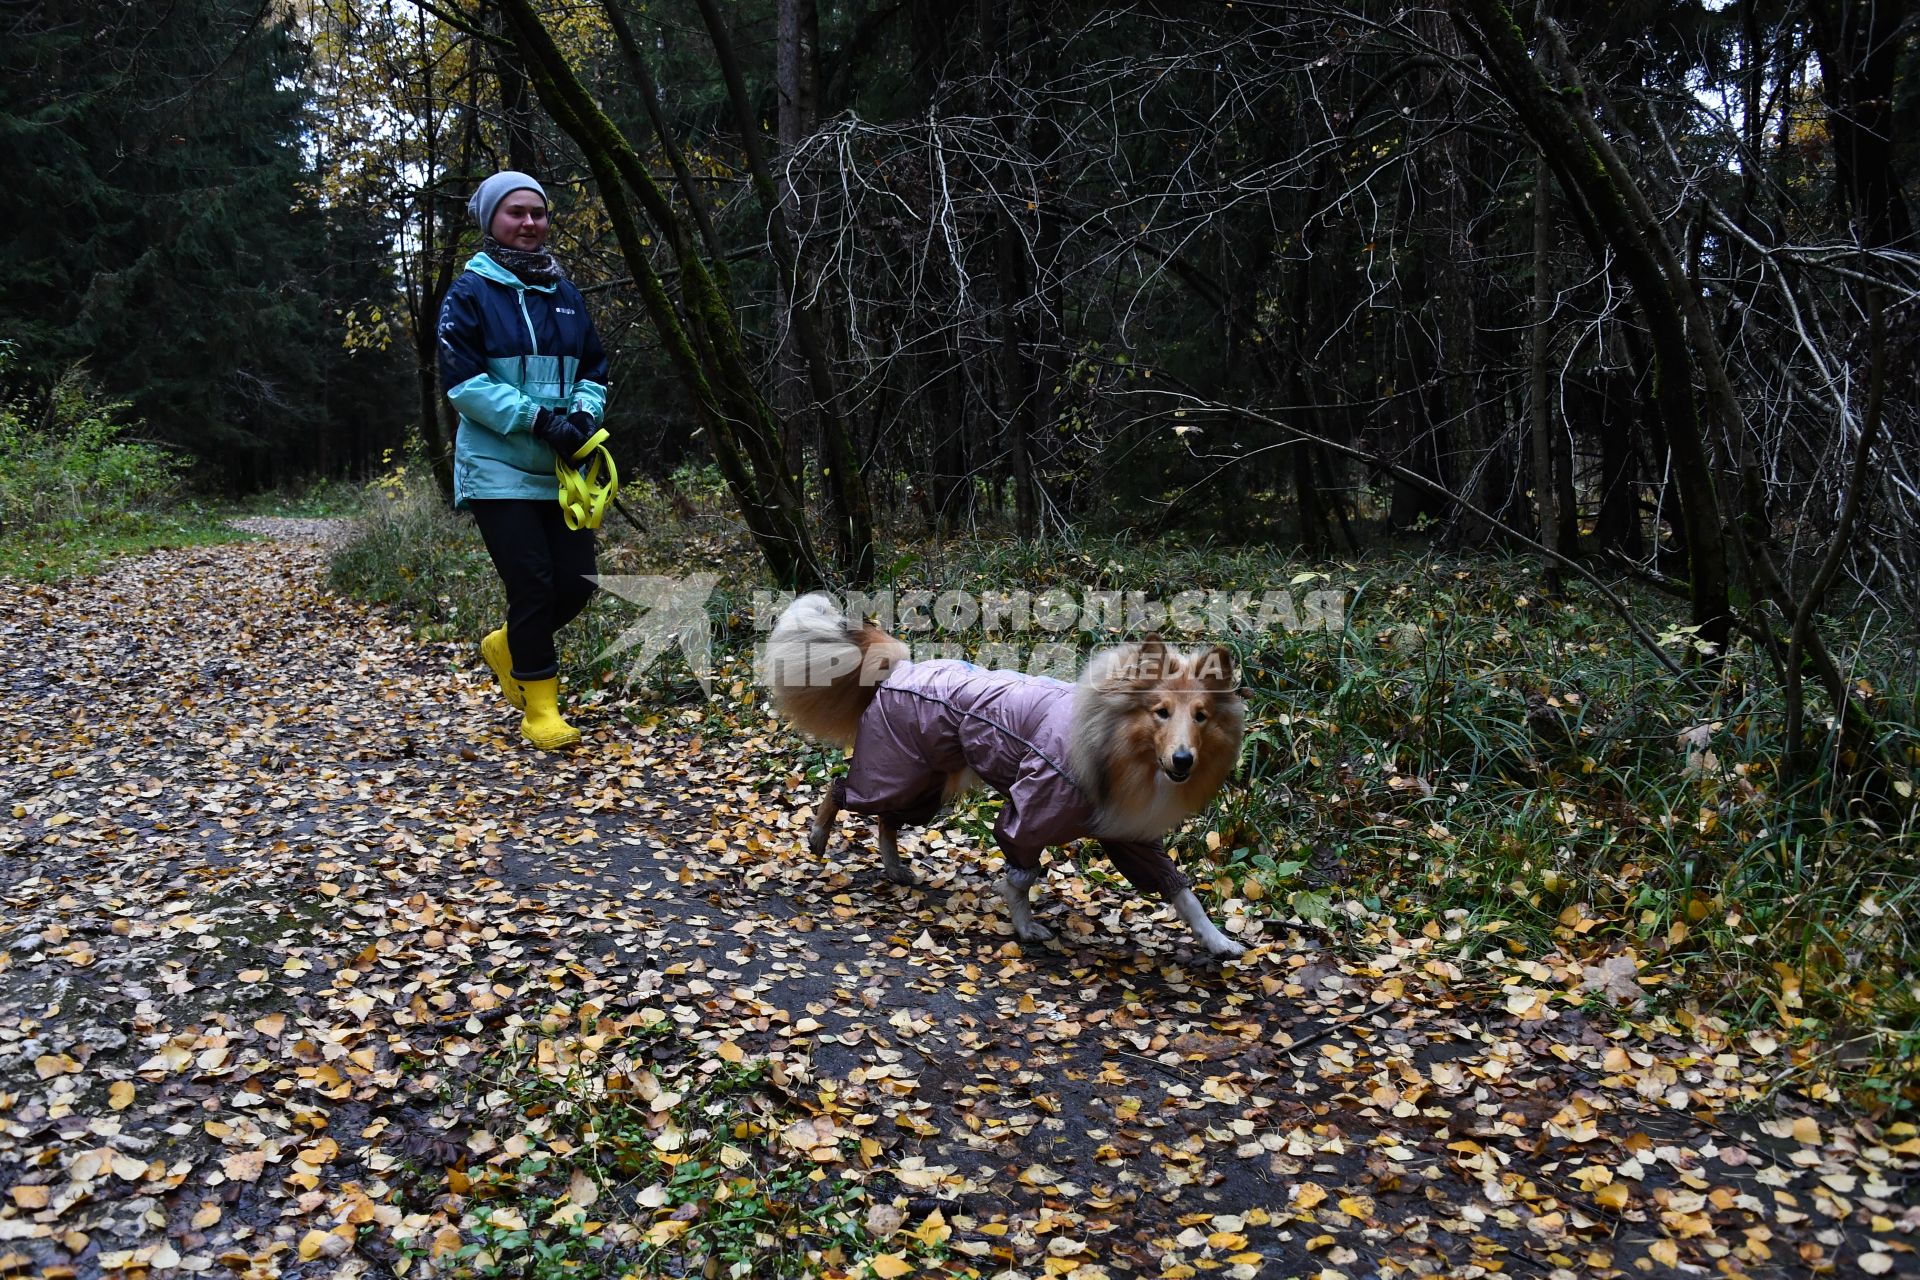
top-left (570, 380), bottom-right (609, 420)
top-left (510, 400), bottom-right (540, 434)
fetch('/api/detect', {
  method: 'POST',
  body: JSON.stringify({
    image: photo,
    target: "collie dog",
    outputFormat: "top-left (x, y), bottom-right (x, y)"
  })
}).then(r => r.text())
top-left (766, 593), bottom-right (1248, 957)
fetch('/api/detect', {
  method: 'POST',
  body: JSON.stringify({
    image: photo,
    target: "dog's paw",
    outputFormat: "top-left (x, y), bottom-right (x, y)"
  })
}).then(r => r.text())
top-left (1205, 938), bottom-right (1248, 960)
top-left (881, 862), bottom-right (919, 886)
top-left (807, 825), bottom-right (833, 858)
top-left (1013, 920), bottom-right (1055, 944)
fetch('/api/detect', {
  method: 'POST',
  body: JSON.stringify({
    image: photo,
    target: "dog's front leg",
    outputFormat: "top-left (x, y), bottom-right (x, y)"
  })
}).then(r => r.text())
top-left (1169, 888), bottom-right (1245, 959)
top-left (808, 779), bottom-right (845, 857)
top-left (999, 865), bottom-right (1054, 943)
top-left (877, 821), bottom-right (917, 885)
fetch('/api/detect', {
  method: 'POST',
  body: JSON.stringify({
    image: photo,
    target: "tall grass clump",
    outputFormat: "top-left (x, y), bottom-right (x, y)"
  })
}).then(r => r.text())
top-left (327, 465), bottom-right (502, 642)
top-left (1202, 552), bottom-right (1920, 1112)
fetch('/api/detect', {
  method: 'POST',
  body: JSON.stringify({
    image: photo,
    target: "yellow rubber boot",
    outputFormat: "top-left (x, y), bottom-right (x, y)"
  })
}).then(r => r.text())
top-left (480, 628), bottom-right (525, 710)
top-left (514, 677), bottom-right (581, 750)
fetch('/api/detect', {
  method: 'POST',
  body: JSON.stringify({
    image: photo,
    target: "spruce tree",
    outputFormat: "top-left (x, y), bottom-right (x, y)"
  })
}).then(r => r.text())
top-left (0, 0), bottom-right (407, 486)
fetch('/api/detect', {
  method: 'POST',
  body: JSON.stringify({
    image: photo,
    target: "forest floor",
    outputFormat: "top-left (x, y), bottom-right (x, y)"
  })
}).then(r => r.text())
top-left (0, 520), bottom-right (1916, 1280)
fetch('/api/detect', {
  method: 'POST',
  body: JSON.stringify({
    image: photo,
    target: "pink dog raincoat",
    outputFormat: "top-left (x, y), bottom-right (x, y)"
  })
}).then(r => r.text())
top-left (841, 660), bottom-right (1190, 898)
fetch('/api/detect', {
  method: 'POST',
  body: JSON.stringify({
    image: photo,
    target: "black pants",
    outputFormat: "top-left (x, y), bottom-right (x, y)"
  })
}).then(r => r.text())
top-left (469, 499), bottom-right (598, 681)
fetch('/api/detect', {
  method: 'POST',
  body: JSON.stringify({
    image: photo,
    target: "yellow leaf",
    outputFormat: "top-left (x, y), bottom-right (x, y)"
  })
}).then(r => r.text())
top-left (1506, 989), bottom-right (1550, 1020)
top-left (869, 1254), bottom-right (913, 1279)
top-left (1791, 1116), bottom-right (1821, 1145)
top-left (716, 1040), bottom-right (745, 1064)
top-left (912, 1210), bottom-right (950, 1248)
top-left (1293, 1182), bottom-right (1327, 1210)
top-left (108, 1082), bottom-right (135, 1111)
top-left (1648, 1239), bottom-right (1679, 1266)
top-left (10, 1187), bottom-right (48, 1210)
top-left (1595, 1183), bottom-right (1630, 1211)
top-left (431, 1226), bottom-right (463, 1259)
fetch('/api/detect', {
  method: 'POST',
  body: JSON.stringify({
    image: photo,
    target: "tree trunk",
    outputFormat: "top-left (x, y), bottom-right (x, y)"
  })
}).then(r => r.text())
top-left (693, 0), bottom-right (877, 583)
top-left (1447, 0), bottom-right (1732, 654)
top-left (774, 0), bottom-right (819, 476)
top-left (976, 0), bottom-right (1038, 538)
top-left (496, 0), bottom-right (827, 588)
top-left (491, 7), bottom-right (541, 174)
top-left (777, 0), bottom-right (819, 204)
top-left (1806, 1), bottom-right (1915, 251)
top-left (1529, 157), bottom-right (1561, 592)
top-left (407, 1), bottom-right (465, 504)
top-left (1592, 362), bottom-right (1643, 558)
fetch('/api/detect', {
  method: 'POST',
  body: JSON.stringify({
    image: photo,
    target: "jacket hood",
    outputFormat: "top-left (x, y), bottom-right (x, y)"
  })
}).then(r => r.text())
top-left (464, 251), bottom-right (558, 293)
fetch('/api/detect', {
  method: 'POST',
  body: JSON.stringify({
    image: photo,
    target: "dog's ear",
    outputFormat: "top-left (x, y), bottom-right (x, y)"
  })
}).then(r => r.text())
top-left (1131, 637), bottom-right (1173, 685)
top-left (1090, 637), bottom-right (1167, 688)
top-left (1194, 644), bottom-right (1238, 691)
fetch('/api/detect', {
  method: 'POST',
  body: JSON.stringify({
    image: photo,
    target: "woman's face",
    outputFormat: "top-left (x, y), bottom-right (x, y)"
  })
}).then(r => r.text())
top-left (489, 190), bottom-right (550, 251)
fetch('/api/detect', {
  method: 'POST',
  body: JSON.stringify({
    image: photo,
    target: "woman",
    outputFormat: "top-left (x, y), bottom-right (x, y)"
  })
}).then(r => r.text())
top-left (438, 171), bottom-right (610, 750)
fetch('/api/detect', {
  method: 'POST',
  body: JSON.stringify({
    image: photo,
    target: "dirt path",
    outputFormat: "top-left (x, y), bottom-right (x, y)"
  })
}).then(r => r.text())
top-left (0, 522), bottom-right (1914, 1279)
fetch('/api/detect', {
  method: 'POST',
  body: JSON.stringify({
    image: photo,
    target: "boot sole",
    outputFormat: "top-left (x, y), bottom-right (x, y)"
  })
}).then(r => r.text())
top-left (522, 724), bottom-right (582, 750)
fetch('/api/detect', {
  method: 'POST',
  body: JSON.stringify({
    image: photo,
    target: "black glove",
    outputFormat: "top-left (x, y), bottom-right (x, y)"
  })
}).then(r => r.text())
top-left (531, 407), bottom-right (592, 463)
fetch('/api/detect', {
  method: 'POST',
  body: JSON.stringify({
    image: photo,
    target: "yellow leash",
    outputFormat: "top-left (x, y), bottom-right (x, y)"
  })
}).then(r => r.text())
top-left (555, 427), bottom-right (618, 531)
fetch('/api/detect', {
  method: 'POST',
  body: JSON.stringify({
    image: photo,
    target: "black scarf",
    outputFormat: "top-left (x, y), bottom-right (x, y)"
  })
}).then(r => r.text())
top-left (482, 235), bottom-right (567, 287)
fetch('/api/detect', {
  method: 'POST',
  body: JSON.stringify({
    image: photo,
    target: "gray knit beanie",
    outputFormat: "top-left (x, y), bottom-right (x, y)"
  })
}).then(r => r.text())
top-left (468, 171), bottom-right (548, 233)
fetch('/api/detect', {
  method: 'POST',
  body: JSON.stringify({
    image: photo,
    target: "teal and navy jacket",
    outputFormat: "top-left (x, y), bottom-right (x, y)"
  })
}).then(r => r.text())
top-left (437, 252), bottom-right (610, 507)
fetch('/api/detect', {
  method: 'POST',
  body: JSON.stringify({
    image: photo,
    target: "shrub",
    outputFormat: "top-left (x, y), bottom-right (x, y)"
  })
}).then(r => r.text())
top-left (0, 355), bottom-right (184, 533)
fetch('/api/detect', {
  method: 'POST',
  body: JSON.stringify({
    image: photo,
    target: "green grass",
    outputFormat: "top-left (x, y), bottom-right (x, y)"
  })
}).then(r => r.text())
top-left (334, 468), bottom-right (1920, 1113)
top-left (0, 503), bottom-right (256, 581)
top-left (235, 473), bottom-right (369, 518)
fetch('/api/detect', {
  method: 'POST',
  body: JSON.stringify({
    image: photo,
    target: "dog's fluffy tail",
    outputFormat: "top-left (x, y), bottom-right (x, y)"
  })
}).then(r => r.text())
top-left (766, 592), bottom-right (908, 747)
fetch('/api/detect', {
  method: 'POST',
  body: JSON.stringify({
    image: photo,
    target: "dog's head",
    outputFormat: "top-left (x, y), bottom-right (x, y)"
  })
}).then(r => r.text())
top-left (1085, 638), bottom-right (1246, 788)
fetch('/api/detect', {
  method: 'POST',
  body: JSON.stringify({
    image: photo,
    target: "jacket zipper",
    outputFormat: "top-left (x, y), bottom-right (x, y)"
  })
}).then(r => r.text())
top-left (516, 290), bottom-right (539, 356)
top-left (511, 277), bottom-right (572, 403)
